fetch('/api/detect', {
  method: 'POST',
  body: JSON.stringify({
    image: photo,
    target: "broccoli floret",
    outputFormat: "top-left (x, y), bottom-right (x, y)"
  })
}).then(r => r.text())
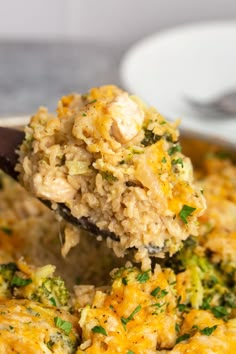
top-left (0, 262), bottom-right (18, 279)
top-left (31, 276), bottom-right (69, 307)
top-left (0, 261), bottom-right (70, 308)
top-left (0, 262), bottom-right (18, 296)
top-left (167, 238), bottom-right (235, 319)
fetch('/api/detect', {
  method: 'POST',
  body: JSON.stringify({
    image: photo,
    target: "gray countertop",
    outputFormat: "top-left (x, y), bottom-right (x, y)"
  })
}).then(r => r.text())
top-left (0, 41), bottom-right (125, 116)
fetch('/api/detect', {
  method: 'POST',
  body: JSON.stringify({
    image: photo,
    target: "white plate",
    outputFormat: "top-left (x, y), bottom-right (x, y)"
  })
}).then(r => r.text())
top-left (0, 116), bottom-right (30, 127)
top-left (120, 21), bottom-right (236, 144)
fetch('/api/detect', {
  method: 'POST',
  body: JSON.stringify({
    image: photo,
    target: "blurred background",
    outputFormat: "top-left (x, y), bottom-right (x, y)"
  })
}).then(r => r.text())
top-left (0, 0), bottom-right (236, 117)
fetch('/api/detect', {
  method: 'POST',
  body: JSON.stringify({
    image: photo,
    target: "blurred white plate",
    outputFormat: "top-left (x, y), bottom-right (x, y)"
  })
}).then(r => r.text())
top-left (120, 21), bottom-right (236, 144)
top-left (0, 116), bottom-right (30, 127)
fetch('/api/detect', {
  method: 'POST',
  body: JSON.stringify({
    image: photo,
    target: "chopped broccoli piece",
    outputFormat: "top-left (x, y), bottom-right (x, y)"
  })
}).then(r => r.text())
top-left (31, 276), bottom-right (69, 307)
top-left (0, 262), bottom-right (69, 308)
top-left (164, 238), bottom-right (234, 318)
top-left (0, 263), bottom-right (18, 296)
top-left (100, 171), bottom-right (118, 182)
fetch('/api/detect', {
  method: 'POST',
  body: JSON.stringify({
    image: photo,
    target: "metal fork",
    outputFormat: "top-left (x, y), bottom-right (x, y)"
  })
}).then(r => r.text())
top-left (185, 90), bottom-right (236, 118)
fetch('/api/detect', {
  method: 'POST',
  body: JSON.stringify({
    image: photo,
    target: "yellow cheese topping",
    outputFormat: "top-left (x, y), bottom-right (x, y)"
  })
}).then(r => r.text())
top-left (77, 266), bottom-right (178, 353)
top-left (0, 298), bottom-right (79, 354)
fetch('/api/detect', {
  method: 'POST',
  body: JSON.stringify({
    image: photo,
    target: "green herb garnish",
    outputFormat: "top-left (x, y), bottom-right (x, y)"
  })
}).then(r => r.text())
top-left (151, 302), bottom-right (165, 308)
top-left (86, 99), bottom-right (97, 105)
top-left (121, 305), bottom-right (142, 328)
top-left (136, 270), bottom-right (150, 283)
top-left (172, 158), bottom-right (184, 168)
top-left (11, 275), bottom-right (32, 287)
top-left (176, 333), bottom-right (190, 344)
top-left (54, 317), bottom-right (72, 335)
top-left (168, 144), bottom-right (181, 156)
top-left (47, 340), bottom-right (55, 350)
top-left (141, 129), bottom-right (161, 146)
top-left (122, 277), bottom-right (128, 285)
top-left (151, 286), bottom-right (161, 297)
top-left (200, 325), bottom-right (217, 336)
top-left (175, 323), bottom-right (180, 333)
top-left (179, 205), bottom-right (196, 224)
top-left (0, 226), bottom-right (12, 236)
top-left (151, 286), bottom-right (168, 298)
top-left (211, 306), bottom-right (228, 319)
top-left (92, 325), bottom-right (107, 336)
top-left (159, 289), bottom-right (168, 298)
top-left (49, 297), bottom-right (56, 306)
top-left (178, 303), bottom-right (187, 312)
top-left (201, 296), bottom-right (212, 310)
top-left (100, 171), bottom-right (118, 182)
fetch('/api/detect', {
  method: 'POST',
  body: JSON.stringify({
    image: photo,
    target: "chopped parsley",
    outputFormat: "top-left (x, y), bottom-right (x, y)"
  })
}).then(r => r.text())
top-left (122, 277), bottom-right (128, 285)
top-left (151, 302), bottom-right (165, 308)
top-left (54, 317), bottom-right (72, 335)
top-left (179, 205), bottom-right (196, 224)
top-left (159, 289), bottom-right (168, 298)
top-left (192, 325), bottom-right (199, 331)
top-left (201, 296), bottom-right (212, 310)
top-left (92, 325), bottom-right (107, 336)
top-left (176, 333), bottom-right (190, 344)
top-left (141, 129), bottom-right (161, 146)
top-left (121, 305), bottom-right (142, 329)
top-left (86, 99), bottom-right (97, 105)
top-left (175, 323), bottom-right (180, 333)
top-left (100, 171), bottom-right (118, 182)
top-left (161, 157), bottom-right (167, 163)
top-left (200, 325), bottom-right (217, 336)
top-left (151, 286), bottom-right (161, 297)
top-left (136, 270), bottom-right (150, 283)
top-left (165, 133), bottom-right (174, 142)
top-left (49, 297), bottom-right (56, 306)
top-left (168, 143), bottom-right (181, 156)
top-left (11, 275), bottom-right (32, 287)
top-left (171, 158), bottom-right (184, 168)
top-left (177, 303), bottom-right (187, 312)
top-left (177, 297), bottom-right (187, 312)
top-left (211, 306), bottom-right (228, 319)
top-left (151, 286), bottom-right (168, 298)
top-left (0, 226), bottom-right (12, 236)
top-left (47, 340), bottom-right (55, 350)
top-left (127, 351), bottom-right (134, 354)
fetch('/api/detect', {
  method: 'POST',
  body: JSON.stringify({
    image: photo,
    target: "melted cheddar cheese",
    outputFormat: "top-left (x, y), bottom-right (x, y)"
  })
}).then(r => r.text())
top-left (0, 298), bottom-right (79, 354)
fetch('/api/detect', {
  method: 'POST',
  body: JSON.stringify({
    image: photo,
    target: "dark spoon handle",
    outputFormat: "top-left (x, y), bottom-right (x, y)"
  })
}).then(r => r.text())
top-left (0, 127), bottom-right (25, 179)
top-left (57, 203), bottom-right (119, 241)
